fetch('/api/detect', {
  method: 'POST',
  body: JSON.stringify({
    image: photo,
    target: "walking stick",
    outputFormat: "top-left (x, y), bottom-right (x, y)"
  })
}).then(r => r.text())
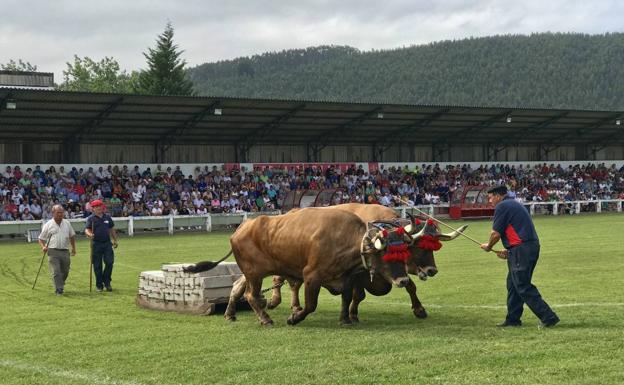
top-left (32, 236), bottom-right (52, 290)
top-left (399, 198), bottom-right (507, 257)
top-left (89, 219), bottom-right (94, 292)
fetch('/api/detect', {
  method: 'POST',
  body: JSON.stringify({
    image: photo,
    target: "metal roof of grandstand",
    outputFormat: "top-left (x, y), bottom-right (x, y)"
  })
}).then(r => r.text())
top-left (1, 89), bottom-right (622, 149)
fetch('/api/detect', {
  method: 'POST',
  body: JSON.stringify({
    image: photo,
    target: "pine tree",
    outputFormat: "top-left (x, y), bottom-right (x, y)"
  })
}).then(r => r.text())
top-left (135, 23), bottom-right (194, 96)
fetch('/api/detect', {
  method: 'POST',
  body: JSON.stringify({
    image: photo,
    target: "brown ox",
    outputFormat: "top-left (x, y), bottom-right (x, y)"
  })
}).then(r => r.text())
top-left (186, 207), bottom-right (421, 326)
top-left (268, 203), bottom-right (467, 321)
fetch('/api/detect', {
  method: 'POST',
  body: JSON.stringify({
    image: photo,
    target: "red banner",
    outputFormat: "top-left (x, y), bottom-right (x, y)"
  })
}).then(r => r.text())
top-left (223, 163), bottom-right (240, 172)
top-left (252, 163), bottom-right (355, 172)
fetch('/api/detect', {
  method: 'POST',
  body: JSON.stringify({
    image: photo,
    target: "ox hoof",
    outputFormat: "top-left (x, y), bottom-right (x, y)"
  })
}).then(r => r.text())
top-left (286, 314), bottom-right (300, 326)
top-left (261, 319), bottom-right (274, 327)
top-left (225, 315), bottom-right (236, 322)
top-left (349, 316), bottom-right (360, 323)
top-left (414, 308), bottom-right (428, 319)
top-left (266, 300), bottom-right (279, 310)
top-left (340, 319), bottom-right (354, 326)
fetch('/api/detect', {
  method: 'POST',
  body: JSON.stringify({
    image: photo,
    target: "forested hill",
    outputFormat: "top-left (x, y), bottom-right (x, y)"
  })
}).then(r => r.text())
top-left (187, 33), bottom-right (624, 110)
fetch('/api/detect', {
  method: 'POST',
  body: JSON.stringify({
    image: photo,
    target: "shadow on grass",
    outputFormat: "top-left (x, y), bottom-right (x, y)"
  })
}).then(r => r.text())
top-left (215, 301), bottom-right (611, 332)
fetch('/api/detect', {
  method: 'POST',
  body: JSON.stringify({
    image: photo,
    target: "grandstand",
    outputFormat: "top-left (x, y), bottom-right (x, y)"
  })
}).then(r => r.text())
top-left (0, 88), bottom-right (623, 163)
top-left (0, 87), bottom-right (622, 236)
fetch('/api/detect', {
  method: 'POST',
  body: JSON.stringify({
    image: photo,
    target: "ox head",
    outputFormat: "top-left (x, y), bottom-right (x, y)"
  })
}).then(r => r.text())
top-left (405, 213), bottom-right (468, 281)
top-left (361, 220), bottom-right (426, 288)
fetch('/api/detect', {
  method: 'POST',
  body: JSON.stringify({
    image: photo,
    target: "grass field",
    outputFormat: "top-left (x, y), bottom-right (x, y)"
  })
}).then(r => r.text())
top-left (1, 214), bottom-right (623, 385)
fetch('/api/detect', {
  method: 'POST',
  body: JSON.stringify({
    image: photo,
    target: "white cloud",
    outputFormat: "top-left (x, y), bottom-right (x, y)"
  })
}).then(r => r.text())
top-left (0, 0), bottom-right (622, 81)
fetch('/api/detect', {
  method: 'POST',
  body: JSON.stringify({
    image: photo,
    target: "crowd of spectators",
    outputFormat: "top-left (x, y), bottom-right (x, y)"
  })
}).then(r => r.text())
top-left (1, 162), bottom-right (623, 221)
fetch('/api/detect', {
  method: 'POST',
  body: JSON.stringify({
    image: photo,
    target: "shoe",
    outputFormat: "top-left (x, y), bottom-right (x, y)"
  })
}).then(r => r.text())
top-left (497, 320), bottom-right (522, 327)
top-left (96, 286), bottom-right (103, 292)
top-left (105, 285), bottom-right (113, 292)
top-left (541, 317), bottom-right (560, 328)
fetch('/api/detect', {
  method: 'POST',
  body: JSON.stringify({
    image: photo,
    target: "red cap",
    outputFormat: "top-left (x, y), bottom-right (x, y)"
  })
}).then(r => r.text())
top-left (90, 199), bottom-right (104, 207)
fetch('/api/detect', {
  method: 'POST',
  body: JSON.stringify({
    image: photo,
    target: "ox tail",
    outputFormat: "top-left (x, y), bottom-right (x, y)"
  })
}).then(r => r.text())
top-left (184, 249), bottom-right (234, 273)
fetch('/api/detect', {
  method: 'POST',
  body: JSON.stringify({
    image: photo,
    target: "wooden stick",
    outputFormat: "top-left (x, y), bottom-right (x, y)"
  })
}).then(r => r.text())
top-left (89, 220), bottom-right (94, 292)
top-left (400, 199), bottom-right (505, 254)
top-left (32, 237), bottom-right (51, 290)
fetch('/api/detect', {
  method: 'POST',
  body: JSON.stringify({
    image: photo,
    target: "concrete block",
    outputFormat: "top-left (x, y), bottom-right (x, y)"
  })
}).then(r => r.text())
top-left (140, 271), bottom-right (162, 279)
top-left (199, 275), bottom-right (237, 289)
top-left (148, 291), bottom-right (163, 300)
top-left (202, 287), bottom-right (233, 299)
top-left (160, 263), bottom-right (193, 272)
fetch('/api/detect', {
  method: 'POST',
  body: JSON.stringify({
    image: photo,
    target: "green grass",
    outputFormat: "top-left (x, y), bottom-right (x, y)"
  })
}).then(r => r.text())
top-left (1, 214), bottom-right (623, 385)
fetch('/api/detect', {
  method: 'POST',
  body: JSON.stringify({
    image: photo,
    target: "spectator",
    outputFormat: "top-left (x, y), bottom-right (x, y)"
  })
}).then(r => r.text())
top-left (0, 162), bottom-right (620, 221)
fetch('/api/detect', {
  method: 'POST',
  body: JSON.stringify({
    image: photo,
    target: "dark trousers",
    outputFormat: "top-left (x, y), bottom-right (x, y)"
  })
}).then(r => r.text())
top-left (505, 241), bottom-right (558, 323)
top-left (92, 242), bottom-right (114, 288)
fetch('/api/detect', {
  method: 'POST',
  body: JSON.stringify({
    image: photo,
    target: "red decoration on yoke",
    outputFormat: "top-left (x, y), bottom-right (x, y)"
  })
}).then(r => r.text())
top-left (418, 235), bottom-right (442, 251)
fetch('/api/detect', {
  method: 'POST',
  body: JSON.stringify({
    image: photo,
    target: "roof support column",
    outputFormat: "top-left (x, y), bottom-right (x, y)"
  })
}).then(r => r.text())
top-left (574, 144), bottom-right (587, 160)
top-left (236, 143), bottom-right (249, 163)
top-left (307, 143), bottom-right (321, 162)
top-left (372, 143), bottom-right (380, 162)
top-left (4, 141), bottom-right (23, 163)
top-left (154, 142), bottom-right (168, 163)
top-left (432, 142), bottom-right (450, 162)
top-left (62, 137), bottom-right (81, 163)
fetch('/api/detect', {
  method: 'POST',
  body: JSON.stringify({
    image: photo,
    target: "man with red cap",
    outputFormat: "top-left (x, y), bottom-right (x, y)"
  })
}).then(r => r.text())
top-left (85, 199), bottom-right (118, 292)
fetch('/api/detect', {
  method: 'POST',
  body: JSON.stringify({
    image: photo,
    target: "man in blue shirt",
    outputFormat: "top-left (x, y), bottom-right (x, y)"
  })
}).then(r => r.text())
top-left (481, 185), bottom-right (560, 328)
top-left (85, 199), bottom-right (118, 292)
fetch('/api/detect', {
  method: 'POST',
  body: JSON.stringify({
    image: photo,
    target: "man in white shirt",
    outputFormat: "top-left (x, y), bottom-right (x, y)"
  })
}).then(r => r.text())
top-left (151, 205), bottom-right (163, 216)
top-left (29, 199), bottom-right (43, 219)
top-left (38, 205), bottom-right (76, 295)
top-left (21, 208), bottom-right (35, 220)
top-left (2, 166), bottom-right (13, 179)
top-left (96, 167), bottom-right (106, 180)
top-left (129, 187), bottom-right (140, 203)
top-left (11, 189), bottom-right (23, 205)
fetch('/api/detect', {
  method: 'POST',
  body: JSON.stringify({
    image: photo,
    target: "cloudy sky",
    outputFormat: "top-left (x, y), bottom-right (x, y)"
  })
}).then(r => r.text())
top-left (1, 0), bottom-right (622, 81)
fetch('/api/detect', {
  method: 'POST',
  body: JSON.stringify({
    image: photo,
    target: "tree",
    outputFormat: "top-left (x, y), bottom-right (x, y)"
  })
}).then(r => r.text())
top-left (1, 59), bottom-right (37, 71)
top-left (59, 56), bottom-right (138, 93)
top-left (134, 23), bottom-right (194, 95)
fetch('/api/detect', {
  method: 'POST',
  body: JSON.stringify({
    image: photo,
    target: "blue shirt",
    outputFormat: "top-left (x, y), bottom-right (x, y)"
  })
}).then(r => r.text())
top-left (492, 197), bottom-right (538, 249)
top-left (86, 214), bottom-right (114, 243)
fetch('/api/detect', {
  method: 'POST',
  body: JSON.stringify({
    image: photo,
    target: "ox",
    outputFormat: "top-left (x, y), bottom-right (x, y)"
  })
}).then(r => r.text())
top-left (185, 207), bottom-right (424, 326)
top-left (267, 203), bottom-right (467, 321)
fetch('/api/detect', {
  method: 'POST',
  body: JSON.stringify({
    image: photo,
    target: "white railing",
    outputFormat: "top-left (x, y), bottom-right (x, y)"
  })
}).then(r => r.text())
top-left (1, 200), bottom-right (621, 240)
top-left (392, 204), bottom-right (450, 218)
top-left (0, 211), bottom-right (281, 240)
top-left (523, 199), bottom-right (623, 216)
top-left (393, 200), bottom-right (622, 217)
top-left (0, 206), bottom-right (447, 240)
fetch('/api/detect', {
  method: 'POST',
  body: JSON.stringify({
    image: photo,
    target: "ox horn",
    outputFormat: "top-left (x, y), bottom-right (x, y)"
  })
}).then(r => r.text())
top-left (369, 222), bottom-right (392, 251)
top-left (404, 212), bottom-right (425, 234)
top-left (405, 213), bottom-right (416, 233)
top-left (438, 224), bottom-right (469, 241)
top-left (408, 223), bottom-right (427, 243)
top-left (371, 233), bottom-right (386, 250)
top-left (371, 220), bottom-right (400, 227)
